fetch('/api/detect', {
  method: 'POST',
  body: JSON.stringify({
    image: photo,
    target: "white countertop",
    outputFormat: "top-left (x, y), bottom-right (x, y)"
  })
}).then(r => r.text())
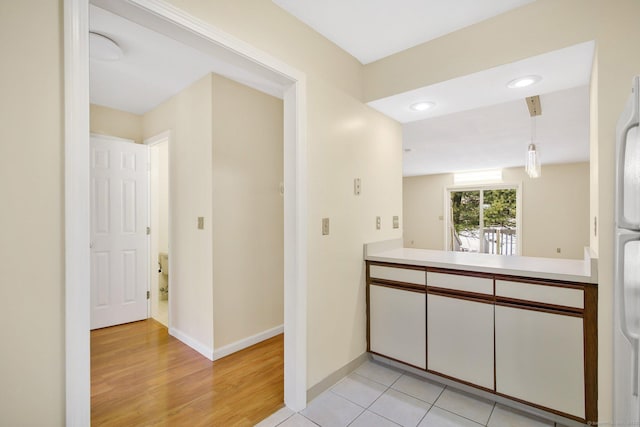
top-left (365, 240), bottom-right (597, 284)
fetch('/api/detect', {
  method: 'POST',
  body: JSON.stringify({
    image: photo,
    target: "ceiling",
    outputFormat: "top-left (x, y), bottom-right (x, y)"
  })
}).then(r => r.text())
top-left (402, 85), bottom-right (590, 176)
top-left (272, 0), bottom-right (535, 64)
top-left (368, 42), bottom-right (594, 176)
top-left (89, 5), bottom-right (289, 115)
top-left (90, 2), bottom-right (592, 179)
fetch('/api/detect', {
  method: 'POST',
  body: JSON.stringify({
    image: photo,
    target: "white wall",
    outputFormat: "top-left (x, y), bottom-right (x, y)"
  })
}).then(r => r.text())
top-left (404, 163), bottom-right (590, 259)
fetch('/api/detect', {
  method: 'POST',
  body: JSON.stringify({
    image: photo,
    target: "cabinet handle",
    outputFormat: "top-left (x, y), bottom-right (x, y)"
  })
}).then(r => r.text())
top-left (616, 232), bottom-right (639, 396)
top-left (616, 76), bottom-right (640, 231)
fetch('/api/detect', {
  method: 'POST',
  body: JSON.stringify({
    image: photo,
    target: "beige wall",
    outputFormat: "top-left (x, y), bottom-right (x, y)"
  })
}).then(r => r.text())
top-left (164, 0), bottom-right (404, 388)
top-left (9, 0), bottom-right (640, 423)
top-left (90, 104), bottom-right (144, 143)
top-left (0, 1), bottom-right (65, 425)
top-left (403, 163), bottom-right (590, 260)
top-left (210, 74), bottom-right (284, 348)
top-left (144, 74), bottom-right (215, 352)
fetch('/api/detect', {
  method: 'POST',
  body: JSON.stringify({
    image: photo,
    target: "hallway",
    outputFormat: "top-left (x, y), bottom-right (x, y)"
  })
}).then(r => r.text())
top-left (91, 320), bottom-right (283, 426)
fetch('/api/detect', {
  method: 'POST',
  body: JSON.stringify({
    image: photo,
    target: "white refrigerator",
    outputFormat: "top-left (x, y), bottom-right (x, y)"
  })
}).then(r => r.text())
top-left (615, 75), bottom-right (640, 425)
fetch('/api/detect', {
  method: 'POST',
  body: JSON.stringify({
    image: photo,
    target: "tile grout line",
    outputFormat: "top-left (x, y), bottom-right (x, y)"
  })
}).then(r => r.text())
top-left (485, 402), bottom-right (497, 426)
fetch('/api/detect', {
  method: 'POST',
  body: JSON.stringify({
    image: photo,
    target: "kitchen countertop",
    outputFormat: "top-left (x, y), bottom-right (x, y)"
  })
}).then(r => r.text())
top-left (365, 239), bottom-right (598, 284)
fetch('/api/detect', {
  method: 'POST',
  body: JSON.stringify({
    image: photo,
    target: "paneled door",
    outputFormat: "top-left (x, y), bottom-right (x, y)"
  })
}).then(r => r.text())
top-left (90, 135), bottom-right (149, 330)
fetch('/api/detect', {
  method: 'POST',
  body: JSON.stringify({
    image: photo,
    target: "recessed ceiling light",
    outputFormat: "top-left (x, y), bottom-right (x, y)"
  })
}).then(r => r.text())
top-left (507, 75), bottom-right (542, 89)
top-left (410, 101), bottom-right (436, 112)
top-left (89, 32), bottom-right (123, 61)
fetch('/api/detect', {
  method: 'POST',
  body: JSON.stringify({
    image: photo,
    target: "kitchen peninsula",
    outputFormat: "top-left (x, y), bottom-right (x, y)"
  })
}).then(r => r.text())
top-left (364, 239), bottom-right (598, 425)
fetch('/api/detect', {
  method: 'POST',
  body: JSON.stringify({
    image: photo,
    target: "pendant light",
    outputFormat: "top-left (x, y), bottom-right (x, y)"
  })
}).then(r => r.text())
top-left (525, 96), bottom-right (542, 178)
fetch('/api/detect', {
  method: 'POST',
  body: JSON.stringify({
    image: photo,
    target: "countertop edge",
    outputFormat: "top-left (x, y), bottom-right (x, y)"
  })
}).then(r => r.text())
top-left (365, 241), bottom-right (598, 285)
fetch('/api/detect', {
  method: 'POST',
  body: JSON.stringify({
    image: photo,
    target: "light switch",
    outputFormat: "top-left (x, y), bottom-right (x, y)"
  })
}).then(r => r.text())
top-left (393, 216), bottom-right (399, 229)
top-left (354, 178), bottom-right (361, 195)
top-left (322, 217), bottom-right (330, 235)
top-left (197, 217), bottom-right (204, 230)
top-left (376, 216), bottom-right (381, 230)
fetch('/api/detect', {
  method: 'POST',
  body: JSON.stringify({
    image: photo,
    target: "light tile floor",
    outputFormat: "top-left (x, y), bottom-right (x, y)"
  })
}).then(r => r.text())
top-left (256, 360), bottom-right (573, 427)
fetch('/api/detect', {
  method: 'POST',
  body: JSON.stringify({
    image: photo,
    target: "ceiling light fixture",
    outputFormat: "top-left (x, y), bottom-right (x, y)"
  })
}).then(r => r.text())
top-left (507, 75), bottom-right (542, 89)
top-left (89, 32), bottom-right (123, 61)
top-left (410, 101), bottom-right (436, 112)
top-left (525, 95), bottom-right (542, 179)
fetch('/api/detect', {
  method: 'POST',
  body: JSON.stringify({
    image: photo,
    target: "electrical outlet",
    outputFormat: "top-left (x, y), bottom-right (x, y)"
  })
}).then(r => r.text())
top-left (556, 247), bottom-right (561, 254)
top-left (322, 217), bottom-right (330, 235)
top-left (354, 178), bottom-right (361, 195)
top-left (393, 215), bottom-right (399, 229)
top-left (197, 217), bottom-right (204, 230)
top-left (376, 216), bottom-right (381, 230)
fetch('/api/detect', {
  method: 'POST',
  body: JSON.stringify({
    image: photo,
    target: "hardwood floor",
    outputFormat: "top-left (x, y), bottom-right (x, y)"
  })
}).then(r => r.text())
top-left (91, 320), bottom-right (284, 426)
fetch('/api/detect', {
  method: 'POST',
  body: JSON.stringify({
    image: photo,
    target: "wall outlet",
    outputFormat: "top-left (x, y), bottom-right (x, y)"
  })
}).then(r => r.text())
top-left (322, 217), bottom-right (330, 235)
top-left (376, 216), bottom-right (381, 230)
top-left (393, 215), bottom-right (399, 229)
top-left (556, 247), bottom-right (561, 253)
top-left (197, 217), bottom-right (204, 230)
top-left (354, 178), bottom-right (361, 195)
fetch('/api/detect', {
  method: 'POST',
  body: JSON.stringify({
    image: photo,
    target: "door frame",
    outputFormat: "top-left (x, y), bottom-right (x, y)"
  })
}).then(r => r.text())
top-left (145, 131), bottom-right (171, 327)
top-left (64, 0), bottom-right (309, 424)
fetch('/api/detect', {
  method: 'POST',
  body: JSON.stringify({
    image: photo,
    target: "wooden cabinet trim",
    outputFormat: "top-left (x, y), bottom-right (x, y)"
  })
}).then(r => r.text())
top-left (370, 280), bottom-right (426, 293)
top-left (495, 299), bottom-right (583, 318)
top-left (368, 261), bottom-right (426, 271)
top-left (494, 392), bottom-right (585, 424)
top-left (426, 369), bottom-right (496, 395)
top-left (427, 287), bottom-right (495, 304)
top-left (427, 267), bottom-right (494, 280)
top-left (493, 274), bottom-right (590, 289)
top-left (583, 285), bottom-right (598, 424)
top-left (495, 296), bottom-right (583, 316)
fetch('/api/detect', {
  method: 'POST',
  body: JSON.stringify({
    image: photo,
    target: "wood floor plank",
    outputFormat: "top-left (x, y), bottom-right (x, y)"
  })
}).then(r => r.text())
top-left (91, 319), bottom-right (284, 426)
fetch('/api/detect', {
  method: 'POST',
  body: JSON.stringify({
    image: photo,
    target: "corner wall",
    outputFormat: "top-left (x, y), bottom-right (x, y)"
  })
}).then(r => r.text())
top-left (144, 74), bottom-right (215, 355)
top-left (210, 74), bottom-right (284, 350)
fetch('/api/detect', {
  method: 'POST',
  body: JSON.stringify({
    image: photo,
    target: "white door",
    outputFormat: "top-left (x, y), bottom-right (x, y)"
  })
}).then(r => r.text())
top-left (90, 135), bottom-right (149, 330)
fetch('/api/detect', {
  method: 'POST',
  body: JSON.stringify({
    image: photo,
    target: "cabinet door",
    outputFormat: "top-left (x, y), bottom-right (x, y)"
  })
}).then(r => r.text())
top-left (369, 284), bottom-right (426, 369)
top-left (495, 305), bottom-right (585, 419)
top-left (427, 294), bottom-right (494, 389)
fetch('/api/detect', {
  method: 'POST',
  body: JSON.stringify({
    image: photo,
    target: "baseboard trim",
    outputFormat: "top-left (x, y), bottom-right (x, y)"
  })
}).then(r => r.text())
top-left (306, 352), bottom-right (370, 403)
top-left (212, 324), bottom-right (284, 361)
top-left (169, 327), bottom-right (214, 361)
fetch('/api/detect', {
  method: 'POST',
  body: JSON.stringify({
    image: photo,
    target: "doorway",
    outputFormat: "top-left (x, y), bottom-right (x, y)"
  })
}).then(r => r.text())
top-left (65, 0), bottom-right (308, 422)
top-left (146, 132), bottom-right (170, 327)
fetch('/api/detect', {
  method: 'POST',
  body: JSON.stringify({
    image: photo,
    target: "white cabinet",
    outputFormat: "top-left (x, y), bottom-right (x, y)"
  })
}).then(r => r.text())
top-left (495, 305), bottom-right (585, 419)
top-left (369, 284), bottom-right (426, 369)
top-left (427, 294), bottom-right (494, 389)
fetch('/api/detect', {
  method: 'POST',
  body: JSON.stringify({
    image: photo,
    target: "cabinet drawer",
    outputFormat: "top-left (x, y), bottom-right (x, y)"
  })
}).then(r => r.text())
top-left (427, 271), bottom-right (493, 295)
top-left (496, 280), bottom-right (583, 309)
top-left (370, 265), bottom-right (425, 286)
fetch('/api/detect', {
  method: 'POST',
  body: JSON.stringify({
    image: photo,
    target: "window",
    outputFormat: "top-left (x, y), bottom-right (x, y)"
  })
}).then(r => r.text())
top-left (446, 185), bottom-right (520, 255)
